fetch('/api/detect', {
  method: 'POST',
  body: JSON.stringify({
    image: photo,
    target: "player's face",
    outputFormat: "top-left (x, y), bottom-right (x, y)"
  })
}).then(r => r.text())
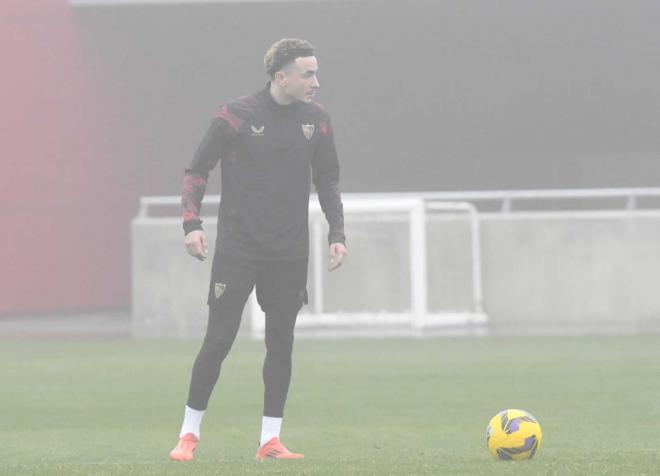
top-left (282, 56), bottom-right (320, 103)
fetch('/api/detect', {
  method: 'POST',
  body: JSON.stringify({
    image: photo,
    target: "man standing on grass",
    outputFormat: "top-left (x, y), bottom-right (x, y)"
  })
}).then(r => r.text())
top-left (169, 38), bottom-right (347, 462)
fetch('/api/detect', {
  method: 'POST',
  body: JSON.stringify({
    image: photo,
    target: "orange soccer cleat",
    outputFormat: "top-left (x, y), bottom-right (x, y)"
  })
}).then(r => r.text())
top-left (169, 433), bottom-right (198, 462)
top-left (255, 437), bottom-right (304, 461)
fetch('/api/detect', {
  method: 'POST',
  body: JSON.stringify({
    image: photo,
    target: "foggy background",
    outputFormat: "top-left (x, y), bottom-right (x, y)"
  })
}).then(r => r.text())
top-left (3, 4), bottom-right (659, 472)
top-left (2, 0), bottom-right (659, 316)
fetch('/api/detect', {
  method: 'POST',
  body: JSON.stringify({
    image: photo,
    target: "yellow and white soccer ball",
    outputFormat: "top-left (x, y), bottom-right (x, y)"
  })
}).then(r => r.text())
top-left (486, 409), bottom-right (542, 460)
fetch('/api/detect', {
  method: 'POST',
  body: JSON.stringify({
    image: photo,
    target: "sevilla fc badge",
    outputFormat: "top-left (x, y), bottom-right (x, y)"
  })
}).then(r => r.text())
top-left (214, 282), bottom-right (226, 299)
top-left (302, 124), bottom-right (315, 140)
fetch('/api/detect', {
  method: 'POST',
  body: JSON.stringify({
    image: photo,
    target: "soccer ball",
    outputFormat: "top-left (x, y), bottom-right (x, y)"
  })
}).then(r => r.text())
top-left (486, 409), bottom-right (542, 461)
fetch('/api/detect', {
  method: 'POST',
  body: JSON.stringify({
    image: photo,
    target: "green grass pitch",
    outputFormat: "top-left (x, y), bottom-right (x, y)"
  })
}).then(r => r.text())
top-left (1, 336), bottom-right (659, 475)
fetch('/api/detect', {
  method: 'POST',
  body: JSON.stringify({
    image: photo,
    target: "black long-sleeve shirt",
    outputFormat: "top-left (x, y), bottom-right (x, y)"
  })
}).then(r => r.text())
top-left (182, 83), bottom-right (345, 261)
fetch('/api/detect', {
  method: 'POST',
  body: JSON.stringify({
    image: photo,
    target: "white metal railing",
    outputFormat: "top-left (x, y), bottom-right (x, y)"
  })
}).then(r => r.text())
top-left (137, 187), bottom-right (660, 219)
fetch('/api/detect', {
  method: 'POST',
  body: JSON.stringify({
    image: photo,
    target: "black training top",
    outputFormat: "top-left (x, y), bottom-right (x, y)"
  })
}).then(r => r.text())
top-left (181, 82), bottom-right (345, 261)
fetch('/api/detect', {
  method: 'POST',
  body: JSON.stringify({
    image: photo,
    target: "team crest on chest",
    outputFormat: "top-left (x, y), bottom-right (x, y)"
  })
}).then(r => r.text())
top-left (302, 124), bottom-right (315, 140)
top-left (251, 125), bottom-right (265, 136)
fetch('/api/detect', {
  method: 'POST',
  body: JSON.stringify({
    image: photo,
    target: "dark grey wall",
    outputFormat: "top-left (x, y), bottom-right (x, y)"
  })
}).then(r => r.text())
top-left (72, 0), bottom-right (660, 195)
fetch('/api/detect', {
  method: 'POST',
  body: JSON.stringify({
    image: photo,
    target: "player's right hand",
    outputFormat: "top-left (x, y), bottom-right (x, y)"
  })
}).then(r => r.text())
top-left (184, 230), bottom-right (208, 261)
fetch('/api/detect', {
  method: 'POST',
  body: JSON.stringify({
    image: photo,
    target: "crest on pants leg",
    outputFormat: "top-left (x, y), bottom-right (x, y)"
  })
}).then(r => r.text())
top-left (214, 282), bottom-right (226, 299)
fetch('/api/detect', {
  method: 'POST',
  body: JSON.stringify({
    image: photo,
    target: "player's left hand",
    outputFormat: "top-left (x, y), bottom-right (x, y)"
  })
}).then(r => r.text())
top-left (328, 242), bottom-right (347, 271)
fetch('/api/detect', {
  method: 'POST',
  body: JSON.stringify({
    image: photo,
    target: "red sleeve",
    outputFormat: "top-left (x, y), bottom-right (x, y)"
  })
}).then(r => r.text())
top-left (181, 108), bottom-right (244, 234)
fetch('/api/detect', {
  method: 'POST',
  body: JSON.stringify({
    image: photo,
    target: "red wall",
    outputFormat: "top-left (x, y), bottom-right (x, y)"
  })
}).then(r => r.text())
top-left (0, 0), bottom-right (133, 315)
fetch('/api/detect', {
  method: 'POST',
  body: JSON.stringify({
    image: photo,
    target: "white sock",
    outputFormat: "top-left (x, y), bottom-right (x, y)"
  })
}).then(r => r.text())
top-left (260, 416), bottom-right (282, 447)
top-left (179, 405), bottom-right (205, 439)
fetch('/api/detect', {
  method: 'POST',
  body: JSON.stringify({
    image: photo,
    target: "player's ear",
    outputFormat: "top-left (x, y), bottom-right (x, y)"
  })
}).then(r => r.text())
top-left (274, 71), bottom-right (286, 87)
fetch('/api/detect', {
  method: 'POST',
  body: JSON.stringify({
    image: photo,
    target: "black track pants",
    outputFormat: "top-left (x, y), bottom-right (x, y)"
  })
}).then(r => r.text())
top-left (186, 253), bottom-right (308, 418)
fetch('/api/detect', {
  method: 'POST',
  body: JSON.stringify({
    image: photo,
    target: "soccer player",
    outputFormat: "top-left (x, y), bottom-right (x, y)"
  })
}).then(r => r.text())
top-left (169, 38), bottom-right (347, 462)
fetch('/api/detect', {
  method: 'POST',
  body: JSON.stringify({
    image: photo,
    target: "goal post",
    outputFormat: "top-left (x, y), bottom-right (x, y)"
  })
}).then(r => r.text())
top-left (248, 196), bottom-right (488, 336)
